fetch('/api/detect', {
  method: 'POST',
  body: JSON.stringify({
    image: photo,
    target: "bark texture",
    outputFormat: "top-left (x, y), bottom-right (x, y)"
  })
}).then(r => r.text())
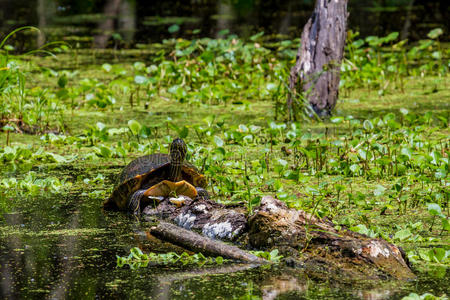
top-left (143, 197), bottom-right (247, 240)
top-left (288, 0), bottom-right (348, 118)
top-left (93, 0), bottom-right (122, 48)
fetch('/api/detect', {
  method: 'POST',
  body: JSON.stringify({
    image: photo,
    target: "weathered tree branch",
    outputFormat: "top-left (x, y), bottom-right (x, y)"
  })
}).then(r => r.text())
top-left (150, 221), bottom-right (266, 263)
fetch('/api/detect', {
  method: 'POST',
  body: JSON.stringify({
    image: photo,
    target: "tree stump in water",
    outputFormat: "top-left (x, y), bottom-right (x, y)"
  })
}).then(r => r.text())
top-left (288, 0), bottom-right (348, 118)
top-left (142, 195), bottom-right (415, 281)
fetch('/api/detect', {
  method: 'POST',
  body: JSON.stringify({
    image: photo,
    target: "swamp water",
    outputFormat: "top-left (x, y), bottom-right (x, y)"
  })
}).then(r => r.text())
top-left (0, 165), bottom-right (447, 299)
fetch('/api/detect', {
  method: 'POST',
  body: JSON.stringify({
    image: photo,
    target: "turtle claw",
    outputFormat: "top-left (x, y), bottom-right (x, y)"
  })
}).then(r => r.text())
top-left (147, 196), bottom-right (164, 202)
top-left (195, 187), bottom-right (209, 201)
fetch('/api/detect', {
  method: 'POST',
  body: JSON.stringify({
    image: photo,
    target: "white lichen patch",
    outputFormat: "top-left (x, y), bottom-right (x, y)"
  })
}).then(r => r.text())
top-left (174, 213), bottom-right (197, 230)
top-left (261, 196), bottom-right (281, 213)
top-left (193, 204), bottom-right (207, 214)
top-left (355, 241), bottom-right (391, 258)
top-left (202, 221), bottom-right (234, 239)
top-left (232, 227), bottom-right (243, 237)
top-left (265, 202), bottom-right (279, 212)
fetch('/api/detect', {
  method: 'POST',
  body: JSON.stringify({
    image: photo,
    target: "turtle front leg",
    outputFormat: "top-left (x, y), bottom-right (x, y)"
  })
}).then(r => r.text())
top-left (128, 189), bottom-right (146, 213)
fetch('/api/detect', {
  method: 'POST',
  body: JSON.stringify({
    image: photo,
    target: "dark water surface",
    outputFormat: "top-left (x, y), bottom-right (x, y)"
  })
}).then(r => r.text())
top-left (0, 0), bottom-right (448, 49)
top-left (0, 167), bottom-right (448, 299)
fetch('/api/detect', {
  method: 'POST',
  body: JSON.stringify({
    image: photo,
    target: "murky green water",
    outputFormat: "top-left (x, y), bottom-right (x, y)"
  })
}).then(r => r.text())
top-left (0, 167), bottom-right (448, 299)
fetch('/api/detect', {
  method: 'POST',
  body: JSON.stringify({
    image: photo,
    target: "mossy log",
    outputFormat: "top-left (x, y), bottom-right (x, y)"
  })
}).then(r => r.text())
top-left (142, 195), bottom-right (415, 280)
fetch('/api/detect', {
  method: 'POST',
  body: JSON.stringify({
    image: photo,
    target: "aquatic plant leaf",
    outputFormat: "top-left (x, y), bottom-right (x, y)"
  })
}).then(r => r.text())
top-left (128, 120), bottom-right (142, 136)
top-left (214, 136), bottom-right (224, 147)
top-left (427, 28), bottom-right (443, 39)
top-left (427, 203), bottom-right (441, 216)
top-left (168, 24), bottom-right (180, 33)
top-left (102, 63), bottom-right (112, 72)
top-left (134, 75), bottom-right (147, 85)
top-left (373, 185), bottom-right (386, 197)
top-left (394, 229), bottom-right (412, 241)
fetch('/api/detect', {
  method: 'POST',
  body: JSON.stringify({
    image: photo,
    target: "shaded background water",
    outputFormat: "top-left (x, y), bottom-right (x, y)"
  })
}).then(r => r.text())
top-left (0, 0), bottom-right (448, 49)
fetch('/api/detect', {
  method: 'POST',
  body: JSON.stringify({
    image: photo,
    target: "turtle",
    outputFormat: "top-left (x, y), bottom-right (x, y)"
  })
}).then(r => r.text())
top-left (104, 138), bottom-right (209, 213)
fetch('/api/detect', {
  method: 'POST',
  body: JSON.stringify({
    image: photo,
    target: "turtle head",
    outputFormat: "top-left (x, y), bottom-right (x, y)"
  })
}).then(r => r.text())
top-left (169, 138), bottom-right (187, 166)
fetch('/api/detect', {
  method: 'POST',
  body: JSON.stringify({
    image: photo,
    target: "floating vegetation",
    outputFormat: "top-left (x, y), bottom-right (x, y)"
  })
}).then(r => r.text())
top-left (0, 28), bottom-right (447, 131)
top-left (0, 171), bottom-right (72, 196)
top-left (250, 249), bottom-right (283, 263)
top-left (0, 145), bottom-right (73, 166)
top-left (401, 292), bottom-right (448, 300)
top-left (0, 226), bottom-right (105, 238)
top-left (116, 247), bottom-right (226, 269)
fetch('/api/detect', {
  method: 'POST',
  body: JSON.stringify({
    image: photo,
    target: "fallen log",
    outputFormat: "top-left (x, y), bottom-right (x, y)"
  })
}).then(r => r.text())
top-left (141, 195), bottom-right (415, 280)
top-left (150, 221), bottom-right (266, 264)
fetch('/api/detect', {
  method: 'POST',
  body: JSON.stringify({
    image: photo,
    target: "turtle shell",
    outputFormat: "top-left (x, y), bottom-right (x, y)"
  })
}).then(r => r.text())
top-left (103, 153), bottom-right (206, 210)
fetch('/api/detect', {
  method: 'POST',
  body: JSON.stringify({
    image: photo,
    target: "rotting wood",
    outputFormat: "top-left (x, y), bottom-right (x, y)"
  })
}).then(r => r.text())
top-left (144, 198), bottom-right (247, 240)
top-left (246, 196), bottom-right (415, 280)
top-left (150, 221), bottom-right (266, 264)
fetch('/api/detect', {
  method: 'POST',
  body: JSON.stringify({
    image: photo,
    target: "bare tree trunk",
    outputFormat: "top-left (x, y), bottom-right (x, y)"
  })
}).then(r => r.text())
top-left (215, 0), bottom-right (234, 38)
top-left (93, 0), bottom-right (122, 48)
top-left (37, 0), bottom-right (46, 47)
top-left (36, 0), bottom-right (55, 47)
top-left (288, 0), bottom-right (348, 119)
top-left (400, 0), bottom-right (415, 40)
top-left (118, 0), bottom-right (136, 46)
